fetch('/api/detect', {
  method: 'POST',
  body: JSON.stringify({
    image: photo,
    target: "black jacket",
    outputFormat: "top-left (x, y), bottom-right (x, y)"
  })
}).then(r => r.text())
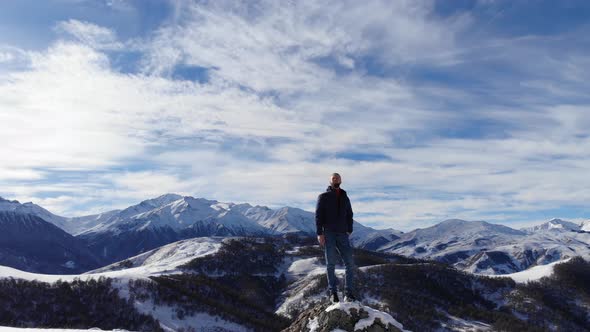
top-left (315, 186), bottom-right (353, 235)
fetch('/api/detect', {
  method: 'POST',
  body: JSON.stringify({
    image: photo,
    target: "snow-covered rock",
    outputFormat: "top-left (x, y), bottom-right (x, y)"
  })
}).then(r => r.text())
top-left (283, 301), bottom-right (410, 332)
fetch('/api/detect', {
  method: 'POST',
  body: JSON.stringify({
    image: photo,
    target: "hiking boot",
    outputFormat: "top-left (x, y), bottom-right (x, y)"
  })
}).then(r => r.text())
top-left (330, 291), bottom-right (340, 303)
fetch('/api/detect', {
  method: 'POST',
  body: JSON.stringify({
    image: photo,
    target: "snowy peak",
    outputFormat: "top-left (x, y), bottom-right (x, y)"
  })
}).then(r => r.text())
top-left (0, 197), bottom-right (20, 204)
top-left (179, 196), bottom-right (218, 209)
top-left (408, 219), bottom-right (526, 242)
top-left (522, 218), bottom-right (581, 233)
top-left (0, 196), bottom-right (69, 231)
top-left (258, 206), bottom-right (316, 234)
top-left (115, 193), bottom-right (184, 220)
top-left (142, 193), bottom-right (183, 207)
top-left (581, 220), bottom-right (590, 232)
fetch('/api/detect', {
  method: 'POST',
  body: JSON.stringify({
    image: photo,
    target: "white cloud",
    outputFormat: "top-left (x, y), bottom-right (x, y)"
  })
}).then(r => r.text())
top-left (0, 168), bottom-right (45, 181)
top-left (145, 0), bottom-right (469, 91)
top-left (54, 19), bottom-right (123, 50)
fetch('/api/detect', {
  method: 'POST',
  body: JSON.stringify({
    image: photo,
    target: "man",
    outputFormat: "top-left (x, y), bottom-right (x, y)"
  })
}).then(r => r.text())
top-left (315, 172), bottom-right (356, 303)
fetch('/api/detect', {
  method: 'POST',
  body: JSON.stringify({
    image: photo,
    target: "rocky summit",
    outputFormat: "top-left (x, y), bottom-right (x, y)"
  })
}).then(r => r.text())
top-left (283, 301), bottom-right (409, 332)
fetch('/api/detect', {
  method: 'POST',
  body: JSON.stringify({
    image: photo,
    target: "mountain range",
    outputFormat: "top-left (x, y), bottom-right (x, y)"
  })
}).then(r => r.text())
top-left (0, 194), bottom-right (588, 276)
top-left (377, 218), bottom-right (590, 274)
top-left (0, 194), bottom-right (402, 269)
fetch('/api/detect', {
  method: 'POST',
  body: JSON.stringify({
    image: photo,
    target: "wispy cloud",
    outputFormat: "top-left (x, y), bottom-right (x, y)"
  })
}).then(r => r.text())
top-left (54, 19), bottom-right (124, 50)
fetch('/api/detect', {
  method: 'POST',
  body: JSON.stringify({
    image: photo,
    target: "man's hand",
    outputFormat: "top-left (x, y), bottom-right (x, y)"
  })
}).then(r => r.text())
top-left (317, 235), bottom-right (325, 246)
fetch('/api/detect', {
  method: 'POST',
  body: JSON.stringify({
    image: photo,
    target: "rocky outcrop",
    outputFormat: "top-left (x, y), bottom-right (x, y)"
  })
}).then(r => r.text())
top-left (283, 301), bottom-right (409, 332)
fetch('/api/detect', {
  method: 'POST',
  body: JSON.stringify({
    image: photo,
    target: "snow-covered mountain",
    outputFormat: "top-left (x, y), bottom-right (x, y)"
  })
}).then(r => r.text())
top-left (67, 209), bottom-right (121, 235)
top-left (380, 219), bottom-right (525, 258)
top-left (521, 218), bottom-right (581, 233)
top-left (0, 194), bottom-right (402, 270)
top-left (252, 206), bottom-right (317, 234)
top-left (74, 194), bottom-right (402, 265)
top-left (0, 196), bottom-right (118, 235)
top-left (0, 197), bottom-right (70, 231)
top-left (0, 211), bottom-right (104, 273)
top-left (4, 193), bottom-right (588, 277)
top-left (378, 218), bottom-right (590, 275)
top-left (349, 222), bottom-right (403, 250)
top-left (80, 195), bottom-right (267, 235)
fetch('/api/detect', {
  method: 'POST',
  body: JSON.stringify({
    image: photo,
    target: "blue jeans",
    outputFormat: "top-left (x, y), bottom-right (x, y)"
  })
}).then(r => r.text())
top-left (324, 230), bottom-right (355, 294)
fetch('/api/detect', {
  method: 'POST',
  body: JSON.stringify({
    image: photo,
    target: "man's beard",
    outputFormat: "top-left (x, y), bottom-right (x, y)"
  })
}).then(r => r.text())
top-left (332, 183), bottom-right (340, 188)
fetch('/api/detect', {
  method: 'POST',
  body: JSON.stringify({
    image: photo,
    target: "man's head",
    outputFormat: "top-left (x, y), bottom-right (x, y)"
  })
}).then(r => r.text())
top-left (330, 173), bottom-right (342, 188)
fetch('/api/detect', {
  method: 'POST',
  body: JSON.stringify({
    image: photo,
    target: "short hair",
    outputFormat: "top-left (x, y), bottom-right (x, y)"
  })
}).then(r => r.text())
top-left (331, 173), bottom-right (341, 178)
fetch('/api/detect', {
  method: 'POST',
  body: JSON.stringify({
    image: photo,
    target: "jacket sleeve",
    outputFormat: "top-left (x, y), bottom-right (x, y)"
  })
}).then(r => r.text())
top-left (315, 194), bottom-right (325, 235)
top-left (346, 196), bottom-right (353, 234)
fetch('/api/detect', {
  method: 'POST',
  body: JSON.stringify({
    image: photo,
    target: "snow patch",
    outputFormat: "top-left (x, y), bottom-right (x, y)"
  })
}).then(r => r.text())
top-left (439, 314), bottom-right (493, 331)
top-left (285, 257), bottom-right (324, 281)
top-left (481, 258), bottom-right (572, 283)
top-left (307, 316), bottom-right (319, 332)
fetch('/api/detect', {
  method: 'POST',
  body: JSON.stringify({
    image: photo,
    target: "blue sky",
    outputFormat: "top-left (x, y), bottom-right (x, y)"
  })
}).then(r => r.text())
top-left (1, 0), bottom-right (590, 231)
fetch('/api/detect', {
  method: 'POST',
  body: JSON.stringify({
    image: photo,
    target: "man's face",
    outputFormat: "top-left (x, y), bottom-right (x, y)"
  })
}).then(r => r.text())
top-left (330, 175), bottom-right (342, 187)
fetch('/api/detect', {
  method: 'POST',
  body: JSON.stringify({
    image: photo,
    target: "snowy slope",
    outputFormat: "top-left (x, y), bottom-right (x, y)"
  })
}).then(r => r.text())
top-left (349, 222), bottom-right (403, 250)
top-left (0, 236), bottom-right (250, 332)
top-left (483, 258), bottom-right (572, 283)
top-left (0, 237), bottom-right (223, 282)
top-left (257, 207), bottom-right (317, 234)
top-left (380, 219), bottom-right (525, 260)
top-left (580, 220), bottom-right (590, 232)
top-left (85, 237), bottom-right (222, 275)
top-left (464, 230), bottom-right (590, 274)
top-left (379, 219), bottom-right (590, 274)
top-left (67, 209), bottom-right (121, 236)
